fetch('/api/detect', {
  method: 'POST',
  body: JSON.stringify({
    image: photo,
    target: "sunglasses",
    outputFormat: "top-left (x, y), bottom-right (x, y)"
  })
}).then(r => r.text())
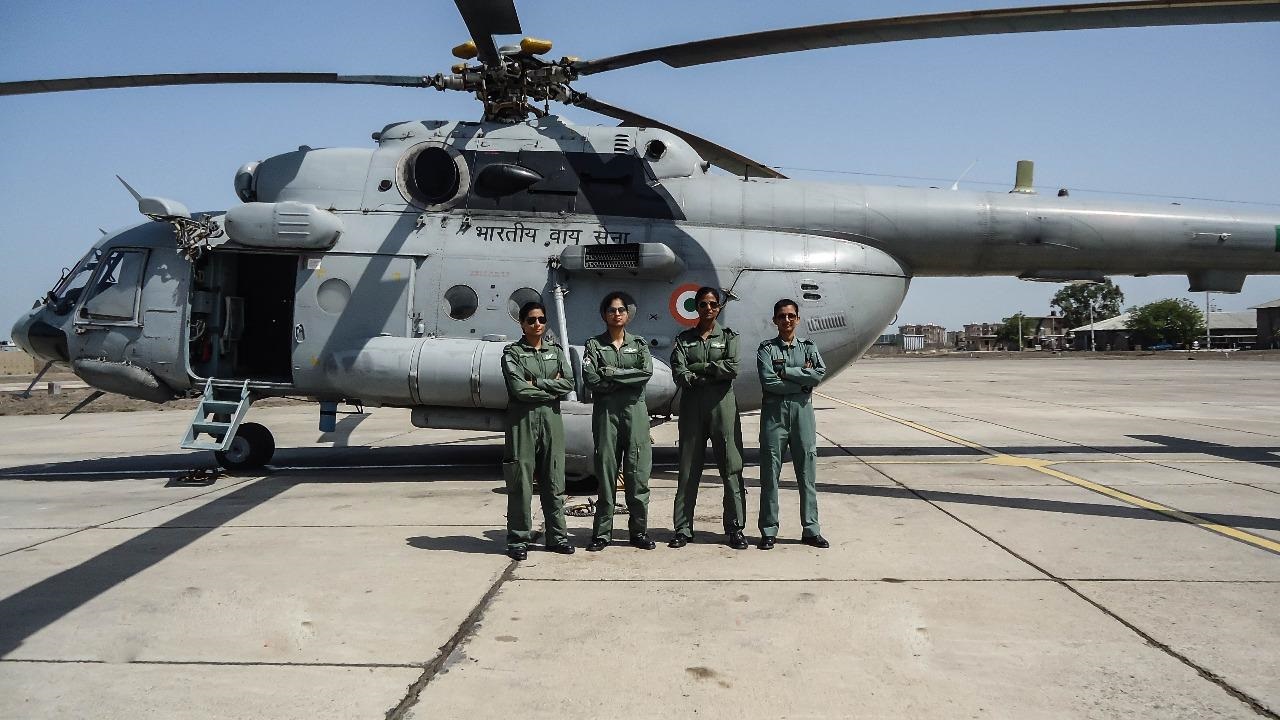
top-left (697, 301), bottom-right (719, 309)
top-left (774, 313), bottom-right (799, 321)
top-left (604, 307), bottom-right (629, 315)
top-left (523, 316), bottom-right (548, 325)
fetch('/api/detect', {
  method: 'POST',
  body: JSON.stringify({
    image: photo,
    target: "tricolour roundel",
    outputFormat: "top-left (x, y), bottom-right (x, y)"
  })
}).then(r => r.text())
top-left (669, 283), bottom-right (704, 327)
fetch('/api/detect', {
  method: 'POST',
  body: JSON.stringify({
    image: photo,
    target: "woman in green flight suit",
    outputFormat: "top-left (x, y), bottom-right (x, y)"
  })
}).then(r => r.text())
top-left (582, 291), bottom-right (656, 551)
top-left (500, 301), bottom-right (577, 561)
top-left (669, 286), bottom-right (749, 550)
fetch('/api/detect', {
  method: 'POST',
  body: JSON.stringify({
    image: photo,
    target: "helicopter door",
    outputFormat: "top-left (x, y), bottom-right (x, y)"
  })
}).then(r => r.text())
top-left (292, 253), bottom-right (418, 394)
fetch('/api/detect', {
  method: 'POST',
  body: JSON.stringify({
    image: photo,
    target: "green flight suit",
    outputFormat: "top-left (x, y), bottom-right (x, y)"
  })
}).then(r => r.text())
top-left (582, 331), bottom-right (654, 542)
top-left (501, 338), bottom-right (575, 550)
top-left (757, 337), bottom-right (827, 539)
top-left (670, 324), bottom-right (746, 538)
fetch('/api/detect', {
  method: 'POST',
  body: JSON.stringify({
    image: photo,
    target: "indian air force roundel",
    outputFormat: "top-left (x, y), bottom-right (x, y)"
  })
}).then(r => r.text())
top-left (669, 283), bottom-right (703, 327)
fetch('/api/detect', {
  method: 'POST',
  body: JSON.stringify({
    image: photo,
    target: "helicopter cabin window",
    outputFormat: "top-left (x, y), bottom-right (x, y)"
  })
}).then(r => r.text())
top-left (78, 248), bottom-right (147, 323)
top-left (445, 285), bottom-right (478, 320)
top-left (508, 288), bottom-right (542, 320)
top-left (48, 247), bottom-right (103, 315)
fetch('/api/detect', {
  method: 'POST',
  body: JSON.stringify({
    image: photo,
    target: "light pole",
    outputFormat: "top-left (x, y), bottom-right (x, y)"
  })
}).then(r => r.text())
top-left (1205, 291), bottom-right (1212, 350)
top-left (1089, 302), bottom-right (1096, 352)
top-left (1017, 312), bottom-right (1023, 351)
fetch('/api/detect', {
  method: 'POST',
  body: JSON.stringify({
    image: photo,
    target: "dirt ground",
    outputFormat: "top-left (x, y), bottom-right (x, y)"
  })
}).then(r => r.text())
top-left (0, 351), bottom-right (38, 376)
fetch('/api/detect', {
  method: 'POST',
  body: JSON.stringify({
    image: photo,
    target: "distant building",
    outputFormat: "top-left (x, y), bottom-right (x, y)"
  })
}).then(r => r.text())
top-left (1069, 311), bottom-right (1257, 350)
top-left (1026, 312), bottom-right (1068, 350)
top-left (1251, 299), bottom-right (1280, 349)
top-left (962, 322), bottom-right (1000, 351)
top-left (898, 323), bottom-right (947, 348)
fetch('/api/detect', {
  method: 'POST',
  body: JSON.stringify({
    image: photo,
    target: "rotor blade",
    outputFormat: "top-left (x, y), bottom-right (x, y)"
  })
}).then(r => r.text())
top-left (0, 73), bottom-right (432, 97)
top-left (575, 0), bottom-right (1280, 75)
top-left (453, 0), bottom-right (522, 66)
top-left (569, 93), bottom-right (785, 179)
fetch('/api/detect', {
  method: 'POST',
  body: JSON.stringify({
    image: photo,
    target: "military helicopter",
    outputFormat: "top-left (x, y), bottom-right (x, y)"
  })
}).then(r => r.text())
top-left (8, 0), bottom-right (1280, 475)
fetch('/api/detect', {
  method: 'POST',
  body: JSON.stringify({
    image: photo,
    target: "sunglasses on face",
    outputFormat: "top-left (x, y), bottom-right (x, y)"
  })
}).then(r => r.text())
top-left (605, 307), bottom-right (629, 315)
top-left (697, 301), bottom-right (719, 309)
top-left (523, 316), bottom-right (548, 325)
top-left (775, 313), bottom-right (799, 321)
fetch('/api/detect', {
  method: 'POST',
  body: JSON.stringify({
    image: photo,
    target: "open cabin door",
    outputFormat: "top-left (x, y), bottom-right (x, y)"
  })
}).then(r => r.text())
top-left (188, 251), bottom-right (297, 385)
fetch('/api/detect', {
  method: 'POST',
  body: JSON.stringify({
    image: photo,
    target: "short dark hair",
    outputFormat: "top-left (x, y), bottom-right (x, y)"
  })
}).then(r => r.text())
top-left (695, 286), bottom-right (720, 303)
top-left (519, 301), bottom-right (547, 322)
top-left (598, 291), bottom-right (635, 317)
top-left (773, 299), bottom-right (799, 317)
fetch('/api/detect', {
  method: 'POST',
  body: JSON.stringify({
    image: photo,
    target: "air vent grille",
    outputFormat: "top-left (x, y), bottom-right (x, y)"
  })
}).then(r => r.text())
top-left (584, 244), bottom-right (640, 269)
top-left (807, 313), bottom-right (848, 333)
top-left (613, 134), bottom-right (631, 153)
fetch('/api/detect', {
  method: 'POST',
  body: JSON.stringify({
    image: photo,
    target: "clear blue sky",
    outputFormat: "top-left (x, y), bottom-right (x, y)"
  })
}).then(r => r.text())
top-left (2, 0), bottom-right (1278, 336)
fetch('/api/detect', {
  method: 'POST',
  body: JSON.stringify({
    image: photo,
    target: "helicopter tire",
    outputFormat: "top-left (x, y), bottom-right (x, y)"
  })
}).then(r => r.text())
top-left (214, 422), bottom-right (276, 470)
top-left (565, 474), bottom-right (598, 495)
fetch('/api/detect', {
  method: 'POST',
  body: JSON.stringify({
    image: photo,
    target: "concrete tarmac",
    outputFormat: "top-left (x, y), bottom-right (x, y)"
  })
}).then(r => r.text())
top-left (0, 356), bottom-right (1276, 719)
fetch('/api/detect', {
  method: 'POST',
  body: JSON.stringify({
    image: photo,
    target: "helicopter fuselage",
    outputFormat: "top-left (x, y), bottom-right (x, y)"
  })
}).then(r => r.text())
top-left (12, 115), bottom-right (1280, 472)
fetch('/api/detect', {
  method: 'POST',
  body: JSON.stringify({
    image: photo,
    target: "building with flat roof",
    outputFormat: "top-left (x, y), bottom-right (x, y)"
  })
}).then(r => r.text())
top-left (1069, 311), bottom-right (1257, 350)
top-left (1251, 299), bottom-right (1280, 349)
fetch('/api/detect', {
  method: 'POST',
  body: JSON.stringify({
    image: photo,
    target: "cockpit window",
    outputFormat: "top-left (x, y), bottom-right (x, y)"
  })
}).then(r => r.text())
top-left (48, 248), bottom-right (103, 314)
top-left (79, 248), bottom-right (147, 322)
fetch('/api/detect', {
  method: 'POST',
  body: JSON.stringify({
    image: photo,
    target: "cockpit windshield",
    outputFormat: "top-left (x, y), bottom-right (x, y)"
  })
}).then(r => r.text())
top-left (47, 247), bottom-right (103, 314)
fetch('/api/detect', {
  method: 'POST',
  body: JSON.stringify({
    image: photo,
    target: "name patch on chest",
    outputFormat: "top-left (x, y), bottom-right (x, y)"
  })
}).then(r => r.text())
top-left (622, 347), bottom-right (639, 354)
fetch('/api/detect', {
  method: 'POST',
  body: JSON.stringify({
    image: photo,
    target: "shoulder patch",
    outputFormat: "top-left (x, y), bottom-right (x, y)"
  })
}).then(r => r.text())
top-left (722, 326), bottom-right (738, 337)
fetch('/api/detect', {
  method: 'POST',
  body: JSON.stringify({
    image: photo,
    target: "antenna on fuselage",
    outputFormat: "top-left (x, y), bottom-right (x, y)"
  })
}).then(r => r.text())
top-left (950, 159), bottom-right (979, 191)
top-left (116, 175), bottom-right (143, 201)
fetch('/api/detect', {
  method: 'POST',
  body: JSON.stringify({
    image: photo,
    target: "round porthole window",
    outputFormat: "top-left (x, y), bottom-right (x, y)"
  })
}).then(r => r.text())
top-left (445, 285), bottom-right (478, 320)
top-left (316, 278), bottom-right (351, 315)
top-left (508, 288), bottom-right (542, 320)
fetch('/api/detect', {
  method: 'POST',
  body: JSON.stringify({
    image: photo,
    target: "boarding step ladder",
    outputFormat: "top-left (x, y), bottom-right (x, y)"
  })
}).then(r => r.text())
top-left (180, 379), bottom-right (252, 451)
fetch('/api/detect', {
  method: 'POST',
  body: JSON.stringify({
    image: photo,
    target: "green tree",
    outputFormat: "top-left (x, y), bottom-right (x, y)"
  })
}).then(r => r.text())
top-left (1051, 279), bottom-right (1125, 330)
top-left (996, 313), bottom-right (1037, 349)
top-left (1125, 299), bottom-right (1205, 348)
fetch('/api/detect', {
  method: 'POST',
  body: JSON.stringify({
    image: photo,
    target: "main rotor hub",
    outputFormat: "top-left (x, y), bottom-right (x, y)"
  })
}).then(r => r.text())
top-left (434, 37), bottom-right (578, 123)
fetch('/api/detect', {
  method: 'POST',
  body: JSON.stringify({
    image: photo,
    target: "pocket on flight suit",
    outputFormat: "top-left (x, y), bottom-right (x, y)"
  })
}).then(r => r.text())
top-left (501, 459), bottom-right (520, 488)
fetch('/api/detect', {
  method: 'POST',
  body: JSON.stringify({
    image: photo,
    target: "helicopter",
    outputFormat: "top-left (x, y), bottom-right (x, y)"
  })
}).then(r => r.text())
top-left (7, 0), bottom-right (1280, 476)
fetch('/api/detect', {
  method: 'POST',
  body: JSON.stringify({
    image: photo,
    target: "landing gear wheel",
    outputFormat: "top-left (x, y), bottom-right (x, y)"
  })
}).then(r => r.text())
top-left (214, 422), bottom-right (276, 470)
top-left (565, 474), bottom-right (598, 495)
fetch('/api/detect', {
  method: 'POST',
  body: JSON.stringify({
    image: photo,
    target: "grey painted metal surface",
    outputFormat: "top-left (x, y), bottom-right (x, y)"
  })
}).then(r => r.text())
top-left (12, 115), bottom-right (1278, 464)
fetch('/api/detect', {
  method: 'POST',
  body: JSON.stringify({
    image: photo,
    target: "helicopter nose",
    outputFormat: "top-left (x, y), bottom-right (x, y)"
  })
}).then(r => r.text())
top-left (11, 307), bottom-right (69, 364)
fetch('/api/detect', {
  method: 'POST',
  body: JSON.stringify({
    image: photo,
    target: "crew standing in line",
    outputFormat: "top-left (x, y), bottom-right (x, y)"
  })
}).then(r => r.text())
top-left (669, 287), bottom-right (749, 550)
top-left (500, 302), bottom-right (576, 561)
top-left (756, 299), bottom-right (829, 549)
top-left (582, 292), bottom-right (656, 551)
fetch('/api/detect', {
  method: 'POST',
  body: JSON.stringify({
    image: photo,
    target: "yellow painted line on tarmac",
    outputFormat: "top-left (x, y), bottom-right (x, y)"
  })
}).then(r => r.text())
top-left (817, 392), bottom-right (1280, 555)
top-left (865, 460), bottom-right (990, 465)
